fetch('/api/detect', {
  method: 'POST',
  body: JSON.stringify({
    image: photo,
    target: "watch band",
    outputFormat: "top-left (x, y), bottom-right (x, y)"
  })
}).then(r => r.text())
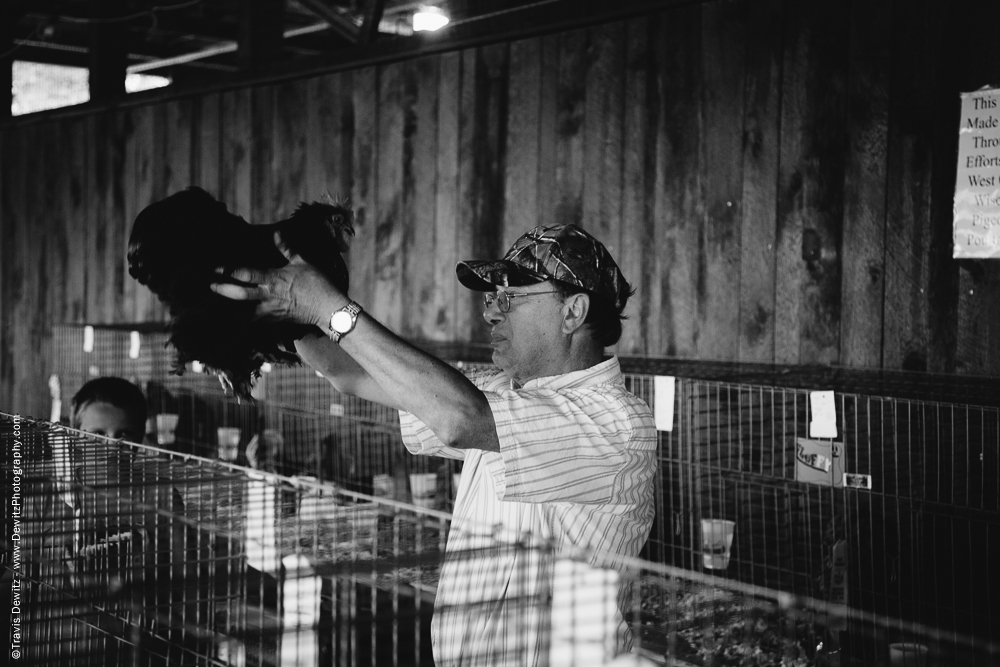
top-left (329, 301), bottom-right (363, 344)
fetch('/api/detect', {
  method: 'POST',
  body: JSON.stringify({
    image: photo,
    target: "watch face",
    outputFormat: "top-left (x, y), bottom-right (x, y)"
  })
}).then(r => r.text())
top-left (331, 310), bottom-right (354, 333)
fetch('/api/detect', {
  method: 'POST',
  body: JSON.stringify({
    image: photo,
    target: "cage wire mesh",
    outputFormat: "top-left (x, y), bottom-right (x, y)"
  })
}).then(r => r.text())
top-left (5, 414), bottom-right (999, 667)
top-left (23, 323), bottom-right (1000, 665)
top-left (51, 324), bottom-right (464, 512)
top-left (638, 378), bottom-right (1000, 659)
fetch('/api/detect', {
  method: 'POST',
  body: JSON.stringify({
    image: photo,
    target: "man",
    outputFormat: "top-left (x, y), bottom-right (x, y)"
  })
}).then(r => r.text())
top-left (213, 224), bottom-right (657, 666)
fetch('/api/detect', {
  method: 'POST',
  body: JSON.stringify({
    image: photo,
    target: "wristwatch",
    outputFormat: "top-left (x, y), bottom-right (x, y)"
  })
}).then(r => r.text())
top-left (329, 301), bottom-right (363, 344)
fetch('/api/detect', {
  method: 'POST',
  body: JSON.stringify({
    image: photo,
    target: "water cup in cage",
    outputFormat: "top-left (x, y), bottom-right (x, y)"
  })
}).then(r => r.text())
top-left (156, 413), bottom-right (179, 446)
top-left (373, 474), bottom-right (393, 496)
top-left (409, 473), bottom-right (437, 509)
top-left (217, 427), bottom-right (241, 462)
top-left (700, 519), bottom-right (735, 570)
top-left (889, 643), bottom-right (928, 667)
top-left (452, 472), bottom-right (462, 498)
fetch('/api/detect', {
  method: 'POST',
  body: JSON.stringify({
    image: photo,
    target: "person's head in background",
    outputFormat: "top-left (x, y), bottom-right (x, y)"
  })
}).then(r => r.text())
top-left (71, 377), bottom-right (147, 478)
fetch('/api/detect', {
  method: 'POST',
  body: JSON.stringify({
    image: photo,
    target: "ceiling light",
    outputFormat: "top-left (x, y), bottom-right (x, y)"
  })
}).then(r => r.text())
top-left (413, 5), bottom-right (449, 32)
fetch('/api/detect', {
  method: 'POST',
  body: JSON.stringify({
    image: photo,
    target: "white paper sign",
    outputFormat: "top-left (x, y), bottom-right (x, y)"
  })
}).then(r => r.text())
top-left (129, 331), bottom-right (141, 359)
top-left (809, 390), bottom-right (838, 439)
top-left (954, 86), bottom-right (1000, 258)
top-left (653, 376), bottom-right (675, 432)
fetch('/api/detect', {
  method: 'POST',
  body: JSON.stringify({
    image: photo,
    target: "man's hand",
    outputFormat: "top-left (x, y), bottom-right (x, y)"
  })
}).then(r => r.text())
top-left (210, 232), bottom-right (347, 329)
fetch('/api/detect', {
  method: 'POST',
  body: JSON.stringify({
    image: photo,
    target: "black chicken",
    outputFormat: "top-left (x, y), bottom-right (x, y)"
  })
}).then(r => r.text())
top-left (127, 186), bottom-right (354, 400)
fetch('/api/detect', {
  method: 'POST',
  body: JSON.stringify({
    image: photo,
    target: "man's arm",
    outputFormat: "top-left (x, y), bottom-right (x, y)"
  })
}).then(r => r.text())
top-left (293, 333), bottom-right (394, 406)
top-left (212, 258), bottom-right (500, 452)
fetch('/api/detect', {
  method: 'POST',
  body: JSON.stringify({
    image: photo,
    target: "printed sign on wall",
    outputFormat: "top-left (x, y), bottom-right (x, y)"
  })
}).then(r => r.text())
top-left (954, 86), bottom-right (1000, 259)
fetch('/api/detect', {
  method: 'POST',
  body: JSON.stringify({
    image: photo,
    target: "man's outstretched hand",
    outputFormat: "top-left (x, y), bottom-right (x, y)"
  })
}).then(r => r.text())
top-left (211, 231), bottom-right (348, 329)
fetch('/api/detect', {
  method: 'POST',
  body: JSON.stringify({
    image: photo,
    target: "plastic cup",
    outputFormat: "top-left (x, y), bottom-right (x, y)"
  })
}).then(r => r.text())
top-left (156, 413), bottom-right (179, 445)
top-left (701, 519), bottom-right (736, 570)
top-left (217, 427), bottom-right (241, 462)
top-left (373, 474), bottom-right (395, 516)
top-left (889, 643), bottom-right (928, 667)
top-left (409, 472), bottom-right (437, 509)
top-left (373, 474), bottom-right (394, 497)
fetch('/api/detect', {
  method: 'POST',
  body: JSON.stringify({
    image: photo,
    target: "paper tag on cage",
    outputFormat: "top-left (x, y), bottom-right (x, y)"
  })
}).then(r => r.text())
top-left (653, 376), bottom-right (675, 432)
top-left (809, 390), bottom-right (838, 438)
top-left (129, 330), bottom-right (141, 359)
top-left (843, 473), bottom-right (872, 490)
top-left (796, 438), bottom-right (845, 487)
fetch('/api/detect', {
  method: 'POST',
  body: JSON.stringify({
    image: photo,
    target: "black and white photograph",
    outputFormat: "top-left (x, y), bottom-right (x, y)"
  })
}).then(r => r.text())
top-left (2, 1), bottom-right (999, 665)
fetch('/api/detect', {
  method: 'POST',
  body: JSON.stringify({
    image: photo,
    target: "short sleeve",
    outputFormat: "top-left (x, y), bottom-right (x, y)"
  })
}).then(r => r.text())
top-left (398, 411), bottom-right (467, 461)
top-left (397, 366), bottom-right (503, 461)
top-left (483, 385), bottom-right (656, 505)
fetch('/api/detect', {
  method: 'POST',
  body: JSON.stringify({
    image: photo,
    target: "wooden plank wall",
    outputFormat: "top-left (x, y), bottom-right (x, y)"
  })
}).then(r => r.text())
top-left (4, 0), bottom-right (1000, 418)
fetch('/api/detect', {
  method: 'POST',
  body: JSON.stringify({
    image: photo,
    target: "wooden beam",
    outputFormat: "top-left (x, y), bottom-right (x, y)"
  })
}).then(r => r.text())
top-left (360, 0), bottom-right (386, 44)
top-left (293, 0), bottom-right (360, 43)
top-left (0, 6), bottom-right (18, 120)
top-left (238, 0), bottom-right (287, 74)
top-left (3, 0), bottom-right (701, 123)
top-left (88, 0), bottom-right (128, 102)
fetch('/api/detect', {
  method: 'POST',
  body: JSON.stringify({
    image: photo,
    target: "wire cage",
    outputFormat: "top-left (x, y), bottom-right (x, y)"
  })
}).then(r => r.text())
top-left (5, 412), bottom-right (1000, 667)
top-left (39, 324), bottom-right (1000, 665)
top-left (51, 324), bottom-right (465, 513)
top-left (632, 376), bottom-right (1000, 661)
top-left (4, 412), bottom-right (446, 667)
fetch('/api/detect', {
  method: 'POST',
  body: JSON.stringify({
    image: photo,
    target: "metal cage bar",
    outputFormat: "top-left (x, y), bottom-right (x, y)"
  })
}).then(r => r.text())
top-left (23, 324), bottom-right (1000, 665)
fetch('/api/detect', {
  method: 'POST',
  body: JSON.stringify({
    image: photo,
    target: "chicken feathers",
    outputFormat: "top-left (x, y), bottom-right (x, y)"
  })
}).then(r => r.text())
top-left (127, 186), bottom-right (354, 400)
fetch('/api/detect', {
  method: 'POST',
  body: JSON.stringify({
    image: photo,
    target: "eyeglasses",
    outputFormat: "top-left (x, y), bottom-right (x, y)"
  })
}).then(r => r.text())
top-left (483, 290), bottom-right (562, 313)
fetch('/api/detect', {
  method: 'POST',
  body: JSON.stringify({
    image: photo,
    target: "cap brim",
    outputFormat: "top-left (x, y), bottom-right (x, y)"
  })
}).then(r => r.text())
top-left (456, 260), bottom-right (548, 292)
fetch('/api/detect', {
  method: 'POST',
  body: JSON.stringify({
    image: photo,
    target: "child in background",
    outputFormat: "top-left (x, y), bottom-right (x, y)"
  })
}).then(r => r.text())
top-left (24, 377), bottom-right (199, 667)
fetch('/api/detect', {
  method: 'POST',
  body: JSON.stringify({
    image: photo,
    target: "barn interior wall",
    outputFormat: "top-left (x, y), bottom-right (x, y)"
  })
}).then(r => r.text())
top-left (3, 0), bottom-right (1000, 418)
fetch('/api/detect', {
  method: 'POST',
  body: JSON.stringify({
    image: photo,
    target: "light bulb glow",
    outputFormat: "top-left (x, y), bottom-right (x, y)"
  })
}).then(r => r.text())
top-left (413, 5), bottom-right (449, 31)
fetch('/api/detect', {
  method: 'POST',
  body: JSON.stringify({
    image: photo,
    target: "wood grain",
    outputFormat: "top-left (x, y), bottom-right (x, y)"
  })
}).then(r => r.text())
top-left (273, 79), bottom-right (308, 216)
top-left (697, 0), bottom-right (745, 361)
top-left (407, 56), bottom-right (441, 341)
top-left (196, 93), bottom-right (221, 195)
top-left (840, 0), bottom-right (890, 369)
top-left (433, 52), bottom-right (462, 342)
top-left (581, 22), bottom-right (625, 259)
top-left (374, 60), bottom-right (405, 330)
top-left (737, 0), bottom-right (782, 363)
top-left (504, 38), bottom-right (542, 250)
top-left (251, 85), bottom-right (276, 222)
top-left (775, 0), bottom-right (850, 365)
top-left (351, 67), bottom-right (379, 315)
top-left (617, 17), bottom-right (655, 356)
top-left (220, 88), bottom-right (253, 220)
top-left (652, 5), bottom-right (702, 357)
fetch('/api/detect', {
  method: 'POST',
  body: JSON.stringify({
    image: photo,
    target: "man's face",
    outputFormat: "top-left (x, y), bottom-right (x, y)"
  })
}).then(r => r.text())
top-left (483, 281), bottom-right (567, 384)
top-left (74, 401), bottom-right (144, 478)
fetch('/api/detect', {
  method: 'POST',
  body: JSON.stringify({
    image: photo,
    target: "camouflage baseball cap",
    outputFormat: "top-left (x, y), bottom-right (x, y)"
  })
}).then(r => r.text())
top-left (456, 224), bottom-right (630, 309)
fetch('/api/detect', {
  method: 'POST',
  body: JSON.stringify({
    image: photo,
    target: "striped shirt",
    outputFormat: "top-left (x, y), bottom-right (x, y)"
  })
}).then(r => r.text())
top-left (398, 356), bottom-right (657, 667)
